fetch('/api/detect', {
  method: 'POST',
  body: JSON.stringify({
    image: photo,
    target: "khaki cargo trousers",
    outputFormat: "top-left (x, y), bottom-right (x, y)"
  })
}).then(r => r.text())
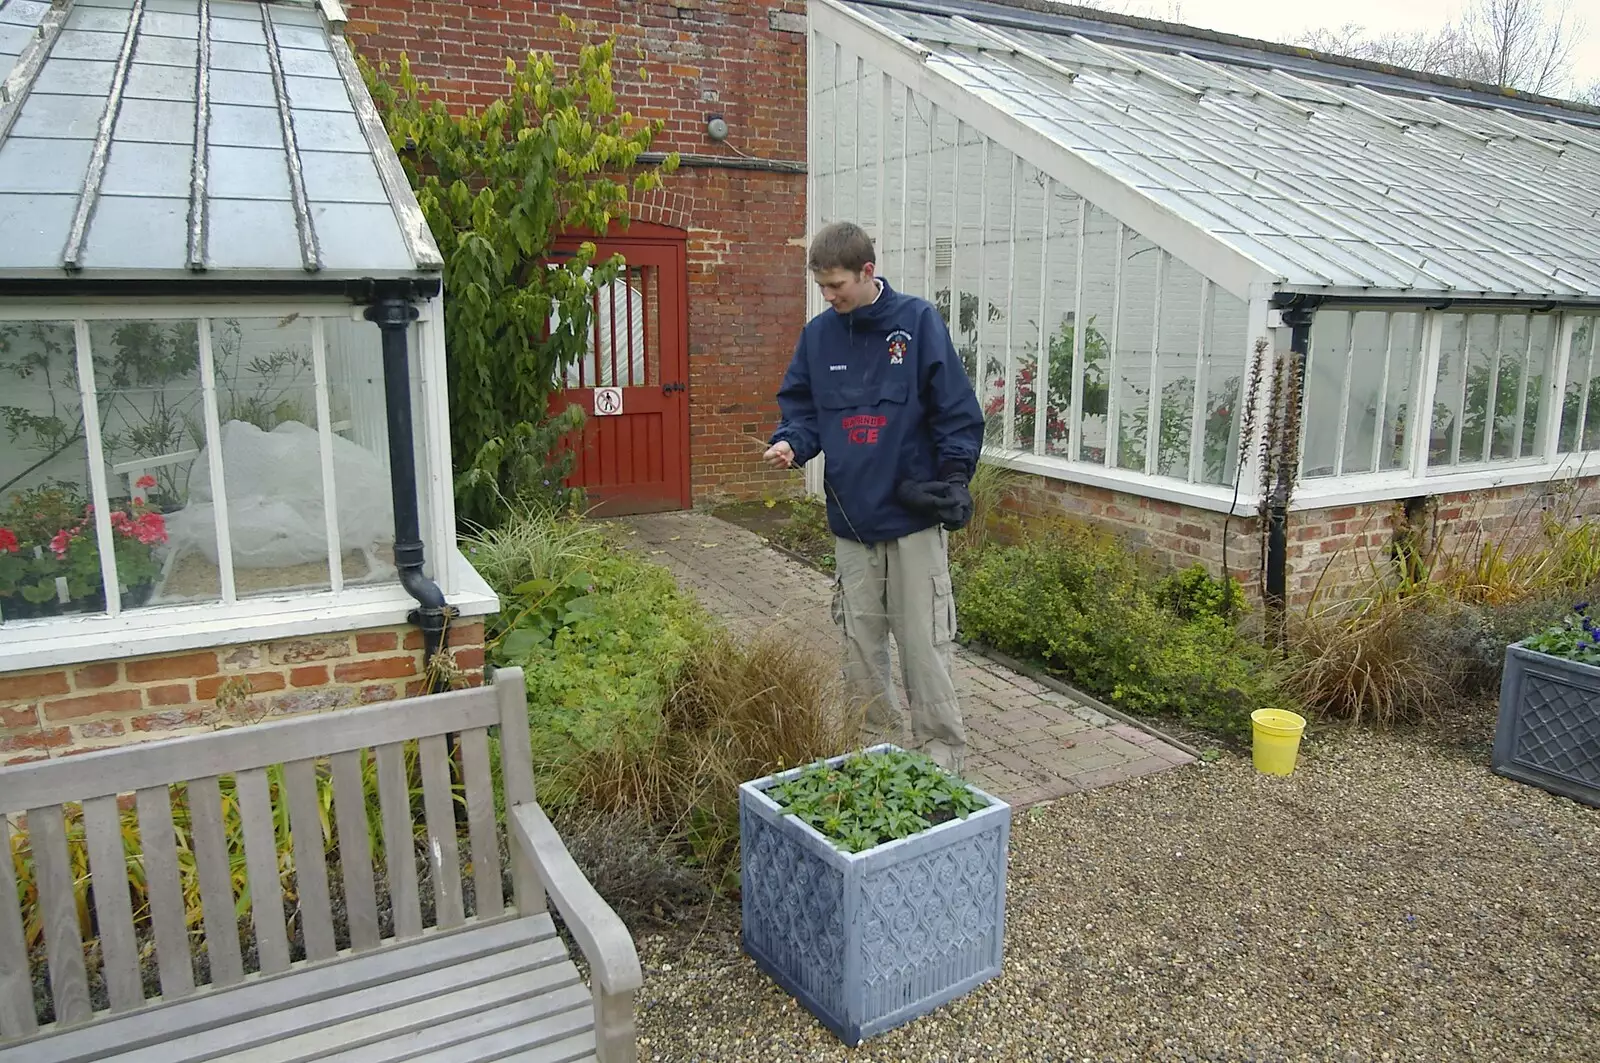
top-left (830, 525), bottom-right (965, 773)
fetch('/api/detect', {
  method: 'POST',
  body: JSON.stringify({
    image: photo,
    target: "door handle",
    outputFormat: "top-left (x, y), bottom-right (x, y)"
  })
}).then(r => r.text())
top-left (662, 381), bottom-right (685, 394)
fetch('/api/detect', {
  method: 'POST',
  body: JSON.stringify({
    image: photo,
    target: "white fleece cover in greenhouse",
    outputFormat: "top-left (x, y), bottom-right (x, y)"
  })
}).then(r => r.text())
top-left (822, 0), bottom-right (1600, 304)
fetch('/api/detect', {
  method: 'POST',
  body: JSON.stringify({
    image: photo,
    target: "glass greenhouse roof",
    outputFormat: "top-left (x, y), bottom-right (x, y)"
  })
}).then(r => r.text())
top-left (0, 0), bottom-right (440, 283)
top-left (835, 0), bottom-right (1600, 304)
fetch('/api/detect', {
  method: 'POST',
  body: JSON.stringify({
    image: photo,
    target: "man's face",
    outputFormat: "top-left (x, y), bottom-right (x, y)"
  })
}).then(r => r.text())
top-left (814, 263), bottom-right (878, 314)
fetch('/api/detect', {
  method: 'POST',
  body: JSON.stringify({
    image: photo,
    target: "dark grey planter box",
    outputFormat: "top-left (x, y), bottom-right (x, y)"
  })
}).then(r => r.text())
top-left (1493, 643), bottom-right (1600, 808)
top-left (738, 745), bottom-right (1010, 1047)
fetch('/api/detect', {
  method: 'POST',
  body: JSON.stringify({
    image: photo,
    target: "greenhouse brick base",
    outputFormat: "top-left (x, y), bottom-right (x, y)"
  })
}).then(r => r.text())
top-left (0, 622), bottom-right (486, 764)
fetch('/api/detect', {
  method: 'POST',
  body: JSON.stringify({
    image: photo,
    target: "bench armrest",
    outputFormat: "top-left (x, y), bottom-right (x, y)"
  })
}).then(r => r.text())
top-left (508, 801), bottom-right (641, 1063)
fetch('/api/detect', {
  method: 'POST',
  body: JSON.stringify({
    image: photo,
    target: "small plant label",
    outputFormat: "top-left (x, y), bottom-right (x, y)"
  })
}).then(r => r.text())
top-left (594, 387), bottom-right (623, 416)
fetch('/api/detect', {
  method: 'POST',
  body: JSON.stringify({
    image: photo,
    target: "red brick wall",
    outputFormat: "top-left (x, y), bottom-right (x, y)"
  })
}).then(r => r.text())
top-left (0, 622), bottom-right (485, 764)
top-left (344, 0), bottom-right (809, 503)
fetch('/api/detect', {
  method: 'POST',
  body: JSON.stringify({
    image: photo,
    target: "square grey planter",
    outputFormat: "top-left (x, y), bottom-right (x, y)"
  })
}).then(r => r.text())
top-left (738, 744), bottom-right (1010, 1047)
top-left (1493, 643), bottom-right (1600, 808)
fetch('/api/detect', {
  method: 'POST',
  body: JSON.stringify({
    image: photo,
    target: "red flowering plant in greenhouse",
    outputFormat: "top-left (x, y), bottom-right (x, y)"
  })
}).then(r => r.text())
top-left (0, 477), bottom-right (167, 619)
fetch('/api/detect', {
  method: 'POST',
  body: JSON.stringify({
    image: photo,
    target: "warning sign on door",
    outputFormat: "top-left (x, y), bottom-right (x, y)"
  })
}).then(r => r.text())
top-left (594, 387), bottom-right (623, 416)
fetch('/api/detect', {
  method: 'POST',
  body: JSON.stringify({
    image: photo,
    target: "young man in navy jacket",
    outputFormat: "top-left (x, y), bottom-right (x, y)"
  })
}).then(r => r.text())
top-left (764, 221), bottom-right (986, 773)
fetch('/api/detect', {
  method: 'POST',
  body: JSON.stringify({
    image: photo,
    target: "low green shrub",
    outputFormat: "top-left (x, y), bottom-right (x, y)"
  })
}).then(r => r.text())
top-left (955, 521), bottom-right (1285, 738)
top-left (768, 749), bottom-right (986, 854)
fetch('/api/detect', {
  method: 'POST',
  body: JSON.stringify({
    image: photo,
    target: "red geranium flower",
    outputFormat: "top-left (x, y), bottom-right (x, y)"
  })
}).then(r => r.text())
top-left (0, 527), bottom-right (17, 554)
top-left (135, 474), bottom-right (157, 489)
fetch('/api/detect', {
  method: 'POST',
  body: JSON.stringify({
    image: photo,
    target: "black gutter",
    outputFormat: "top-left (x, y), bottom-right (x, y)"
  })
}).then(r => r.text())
top-left (637, 151), bottom-right (806, 174)
top-left (365, 293), bottom-right (451, 692)
top-left (1270, 292), bottom-right (1579, 313)
top-left (0, 276), bottom-right (442, 299)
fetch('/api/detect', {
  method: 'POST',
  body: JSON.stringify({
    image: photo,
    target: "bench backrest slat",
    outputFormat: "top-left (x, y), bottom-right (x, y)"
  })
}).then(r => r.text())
top-left (460, 727), bottom-right (503, 922)
top-left (3, 689), bottom-right (501, 812)
top-left (82, 796), bottom-right (142, 1012)
top-left (188, 775), bottom-right (246, 988)
top-left (329, 749), bottom-right (381, 952)
top-left (134, 786), bottom-right (197, 999)
top-left (0, 669), bottom-right (539, 1043)
top-left (419, 735), bottom-right (465, 930)
top-left (31, 806), bottom-right (92, 1026)
top-left (0, 817), bottom-right (37, 1037)
top-left (282, 759), bottom-right (337, 963)
top-left (375, 741), bottom-right (424, 941)
top-left (236, 767), bottom-right (292, 975)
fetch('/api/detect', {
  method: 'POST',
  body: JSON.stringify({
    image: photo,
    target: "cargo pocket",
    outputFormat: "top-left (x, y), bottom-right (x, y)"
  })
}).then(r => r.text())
top-left (932, 570), bottom-right (956, 646)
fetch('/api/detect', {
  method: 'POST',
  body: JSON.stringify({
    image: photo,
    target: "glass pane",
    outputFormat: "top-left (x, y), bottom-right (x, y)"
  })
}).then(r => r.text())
top-left (1518, 315), bottom-right (1552, 460)
top-left (324, 316), bottom-right (398, 588)
top-left (1566, 317), bottom-right (1600, 452)
top-left (1005, 164), bottom-right (1045, 452)
top-left (90, 318), bottom-right (214, 610)
top-left (1076, 204), bottom-right (1118, 465)
top-left (1428, 313), bottom-right (1468, 467)
top-left (1301, 310), bottom-right (1349, 478)
top-left (1487, 315), bottom-right (1530, 461)
top-left (1337, 312), bottom-right (1390, 475)
top-left (976, 147), bottom-right (1017, 440)
top-left (899, 88), bottom-right (932, 300)
top-left (0, 321), bottom-right (103, 622)
top-left (1153, 256), bottom-right (1203, 479)
top-left (1042, 184), bottom-right (1081, 459)
top-left (1379, 313), bottom-right (1423, 472)
top-left (1201, 288), bottom-right (1249, 486)
top-left (1114, 231), bottom-right (1160, 473)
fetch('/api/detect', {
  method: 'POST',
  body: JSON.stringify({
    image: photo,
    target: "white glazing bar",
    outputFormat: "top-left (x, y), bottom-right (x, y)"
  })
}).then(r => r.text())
top-left (1104, 223), bottom-right (1126, 469)
top-left (948, 118), bottom-right (962, 351)
top-left (1033, 178), bottom-right (1052, 455)
top-left (1371, 313), bottom-right (1395, 472)
top-left (1144, 250), bottom-right (1166, 475)
top-left (899, 83), bottom-right (910, 284)
top-left (830, 40), bottom-right (840, 222)
top-left (310, 317), bottom-right (343, 594)
top-left (1068, 199), bottom-right (1087, 461)
top-left (1187, 280), bottom-right (1212, 483)
top-left (1483, 315), bottom-right (1505, 463)
top-left (1540, 314), bottom-right (1578, 460)
top-left (876, 71), bottom-right (889, 261)
top-left (197, 318), bottom-right (237, 603)
top-left (1409, 313), bottom-right (1445, 475)
top-left (1450, 319), bottom-right (1472, 466)
top-left (806, 30), bottom-right (819, 323)
top-left (975, 137), bottom-right (992, 403)
top-left (924, 101), bottom-right (937, 301)
top-left (1334, 311), bottom-right (1355, 476)
top-left (1578, 320), bottom-right (1598, 450)
top-left (1002, 154), bottom-right (1021, 451)
top-left (854, 56), bottom-right (863, 218)
top-left (72, 321), bottom-right (121, 617)
top-left (1512, 315), bottom-right (1535, 458)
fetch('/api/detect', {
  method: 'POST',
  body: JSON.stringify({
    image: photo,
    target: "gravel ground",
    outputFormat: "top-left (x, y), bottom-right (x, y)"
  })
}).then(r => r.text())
top-left (634, 731), bottom-right (1599, 1062)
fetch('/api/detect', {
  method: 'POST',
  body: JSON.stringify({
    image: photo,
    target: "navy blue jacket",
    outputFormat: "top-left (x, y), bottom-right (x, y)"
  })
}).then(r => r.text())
top-left (770, 278), bottom-right (986, 543)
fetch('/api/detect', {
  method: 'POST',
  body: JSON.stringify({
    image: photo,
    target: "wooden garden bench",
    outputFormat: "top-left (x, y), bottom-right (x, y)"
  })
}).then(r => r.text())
top-left (0, 667), bottom-right (641, 1063)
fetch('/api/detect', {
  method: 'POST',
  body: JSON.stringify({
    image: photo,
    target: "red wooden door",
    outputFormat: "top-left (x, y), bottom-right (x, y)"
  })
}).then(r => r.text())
top-left (552, 227), bottom-right (690, 515)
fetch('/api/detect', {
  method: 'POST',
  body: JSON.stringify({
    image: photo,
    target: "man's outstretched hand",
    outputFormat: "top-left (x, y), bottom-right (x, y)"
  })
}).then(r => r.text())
top-left (763, 440), bottom-right (796, 469)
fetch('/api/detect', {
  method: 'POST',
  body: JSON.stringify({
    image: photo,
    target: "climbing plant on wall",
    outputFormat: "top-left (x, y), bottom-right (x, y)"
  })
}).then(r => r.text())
top-left (365, 25), bottom-right (678, 529)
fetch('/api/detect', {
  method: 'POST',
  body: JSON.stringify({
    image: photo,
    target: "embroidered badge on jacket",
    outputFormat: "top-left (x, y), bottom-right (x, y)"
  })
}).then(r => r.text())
top-left (887, 329), bottom-right (910, 365)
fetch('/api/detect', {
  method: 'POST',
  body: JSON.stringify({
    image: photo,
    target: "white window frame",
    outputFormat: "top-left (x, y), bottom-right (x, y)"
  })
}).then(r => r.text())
top-left (0, 297), bottom-right (495, 673)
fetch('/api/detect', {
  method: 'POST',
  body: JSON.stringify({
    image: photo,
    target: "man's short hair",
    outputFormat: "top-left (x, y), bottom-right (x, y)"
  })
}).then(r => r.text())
top-left (808, 221), bottom-right (876, 274)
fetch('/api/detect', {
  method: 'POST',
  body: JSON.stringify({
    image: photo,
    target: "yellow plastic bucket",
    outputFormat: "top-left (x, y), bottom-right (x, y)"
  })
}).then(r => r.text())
top-left (1251, 709), bottom-right (1307, 776)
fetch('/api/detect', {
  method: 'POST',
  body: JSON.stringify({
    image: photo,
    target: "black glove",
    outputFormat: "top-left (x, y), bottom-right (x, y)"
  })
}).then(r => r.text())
top-left (896, 478), bottom-right (973, 531)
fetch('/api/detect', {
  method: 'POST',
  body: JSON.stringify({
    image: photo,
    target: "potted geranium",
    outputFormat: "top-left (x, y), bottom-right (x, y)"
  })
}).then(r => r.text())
top-left (1493, 601), bottom-right (1600, 808)
top-left (0, 481), bottom-right (167, 620)
top-left (738, 745), bottom-right (1010, 1046)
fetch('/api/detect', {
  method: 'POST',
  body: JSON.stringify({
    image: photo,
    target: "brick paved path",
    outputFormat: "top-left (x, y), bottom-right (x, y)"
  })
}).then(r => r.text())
top-left (612, 511), bottom-right (1192, 808)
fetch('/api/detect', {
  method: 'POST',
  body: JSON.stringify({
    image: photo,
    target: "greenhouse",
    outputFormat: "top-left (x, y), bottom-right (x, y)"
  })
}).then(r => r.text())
top-left (802, 0), bottom-right (1600, 563)
top-left (0, 0), bottom-right (496, 673)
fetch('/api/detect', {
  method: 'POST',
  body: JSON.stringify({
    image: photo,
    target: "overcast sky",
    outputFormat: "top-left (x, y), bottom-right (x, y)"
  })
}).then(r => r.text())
top-left (1121, 0), bottom-right (1599, 92)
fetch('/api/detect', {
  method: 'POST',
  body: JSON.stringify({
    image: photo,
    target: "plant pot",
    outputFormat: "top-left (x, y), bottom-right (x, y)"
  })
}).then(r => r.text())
top-left (738, 744), bottom-right (1010, 1046)
top-left (1492, 643), bottom-right (1600, 808)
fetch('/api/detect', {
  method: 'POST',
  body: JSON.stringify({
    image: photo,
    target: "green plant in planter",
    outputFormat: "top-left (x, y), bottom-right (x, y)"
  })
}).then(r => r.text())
top-left (1520, 600), bottom-right (1600, 666)
top-left (768, 749), bottom-right (988, 854)
top-left (0, 481), bottom-right (167, 615)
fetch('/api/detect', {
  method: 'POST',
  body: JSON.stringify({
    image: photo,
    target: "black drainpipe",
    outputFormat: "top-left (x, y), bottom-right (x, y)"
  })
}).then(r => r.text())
top-left (1265, 304), bottom-right (1316, 624)
top-left (365, 295), bottom-right (450, 692)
